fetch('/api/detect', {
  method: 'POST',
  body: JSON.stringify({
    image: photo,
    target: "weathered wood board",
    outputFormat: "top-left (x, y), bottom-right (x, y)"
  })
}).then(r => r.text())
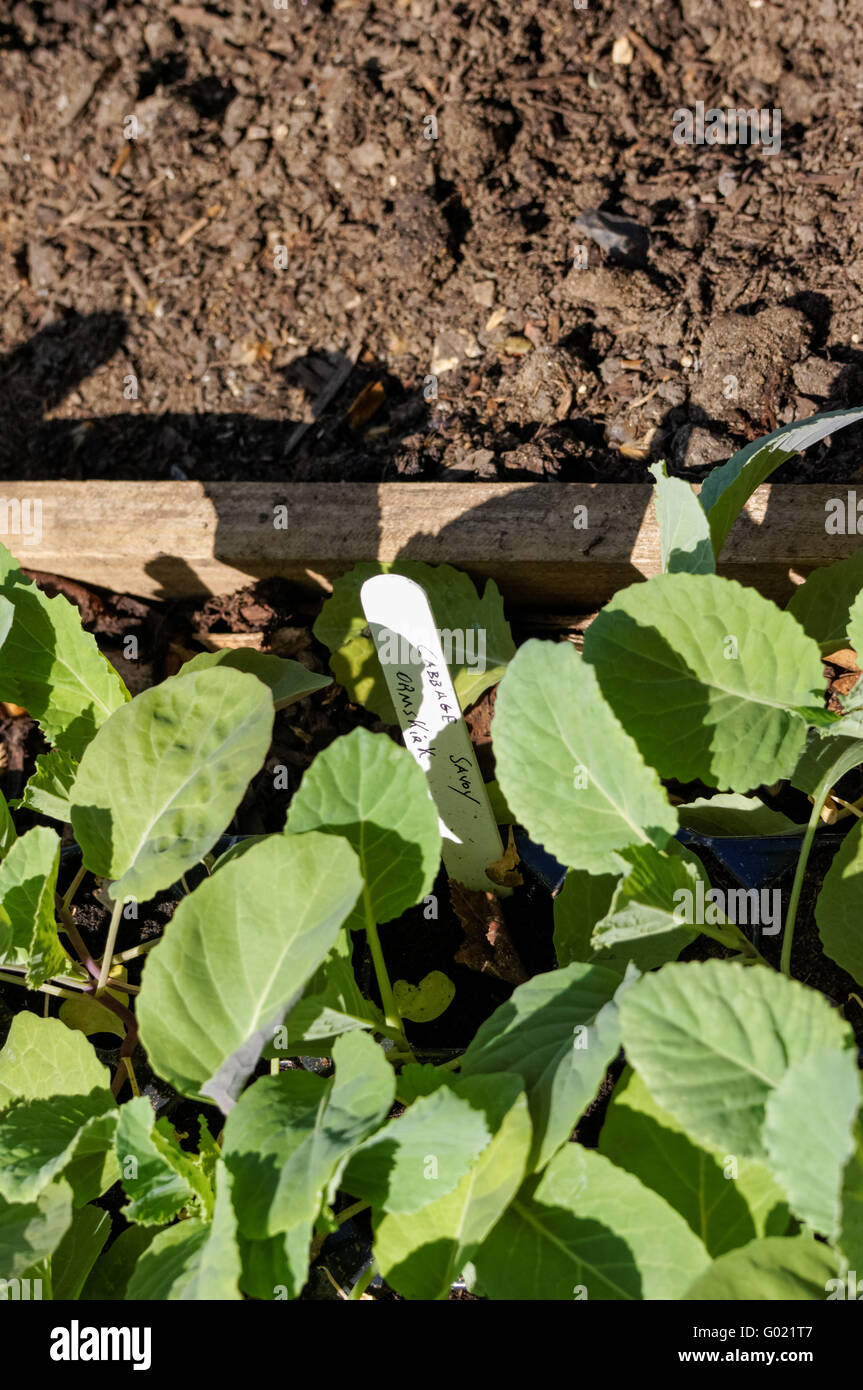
top-left (0, 481), bottom-right (855, 606)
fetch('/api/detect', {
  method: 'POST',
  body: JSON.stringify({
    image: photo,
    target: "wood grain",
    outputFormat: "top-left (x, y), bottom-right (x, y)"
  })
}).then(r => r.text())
top-left (0, 481), bottom-right (854, 606)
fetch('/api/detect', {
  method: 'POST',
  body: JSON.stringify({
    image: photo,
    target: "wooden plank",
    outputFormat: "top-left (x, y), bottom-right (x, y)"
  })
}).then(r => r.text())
top-left (0, 481), bottom-right (856, 606)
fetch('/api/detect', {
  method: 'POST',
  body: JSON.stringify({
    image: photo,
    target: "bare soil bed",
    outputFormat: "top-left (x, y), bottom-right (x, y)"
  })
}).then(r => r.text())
top-left (2, 0), bottom-right (863, 484)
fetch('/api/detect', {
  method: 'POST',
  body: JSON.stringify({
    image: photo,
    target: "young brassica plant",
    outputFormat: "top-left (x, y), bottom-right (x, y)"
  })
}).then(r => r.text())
top-left (2, 406), bottom-right (863, 1301)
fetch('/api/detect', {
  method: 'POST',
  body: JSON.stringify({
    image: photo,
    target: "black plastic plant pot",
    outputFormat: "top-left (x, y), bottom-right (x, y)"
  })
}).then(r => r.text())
top-left (676, 827), bottom-right (849, 891)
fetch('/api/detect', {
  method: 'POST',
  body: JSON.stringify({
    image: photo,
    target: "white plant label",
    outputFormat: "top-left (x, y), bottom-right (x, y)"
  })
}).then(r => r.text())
top-left (360, 573), bottom-right (505, 892)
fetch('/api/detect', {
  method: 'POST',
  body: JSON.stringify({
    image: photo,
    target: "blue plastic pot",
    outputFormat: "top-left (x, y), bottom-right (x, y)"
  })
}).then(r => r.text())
top-left (514, 824), bottom-right (852, 895)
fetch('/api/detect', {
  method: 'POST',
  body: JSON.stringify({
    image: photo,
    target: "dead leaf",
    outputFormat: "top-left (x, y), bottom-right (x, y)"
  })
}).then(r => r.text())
top-left (450, 879), bottom-right (527, 985)
top-left (826, 648), bottom-right (860, 671)
top-left (346, 380), bottom-right (385, 430)
top-left (484, 827), bottom-right (523, 889)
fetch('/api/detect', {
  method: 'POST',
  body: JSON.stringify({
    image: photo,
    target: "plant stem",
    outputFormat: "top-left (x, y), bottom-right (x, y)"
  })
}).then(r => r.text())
top-left (780, 790), bottom-right (824, 977)
top-left (96, 897), bottom-right (124, 994)
top-left (111, 938), bottom-right (160, 964)
top-left (320, 1267), bottom-right (347, 1299)
top-left (0, 961), bottom-right (138, 996)
top-left (123, 1056), bottom-right (141, 1097)
top-left (94, 978), bottom-right (140, 995)
top-left (782, 743), bottom-right (863, 976)
top-left (73, 974), bottom-right (138, 994)
top-left (335, 1199), bottom-right (369, 1226)
top-left (56, 900), bottom-right (96, 978)
top-left (56, 902), bottom-right (100, 979)
top-left (0, 971), bottom-right (80, 1000)
top-left (103, 991), bottom-right (140, 1098)
top-left (779, 744), bottom-right (863, 977)
top-left (375, 1022), bottom-right (407, 1044)
top-left (61, 864), bottom-right (86, 914)
top-left (699, 920), bottom-right (767, 964)
top-left (348, 1261), bottom-right (377, 1300)
top-left (363, 890), bottom-right (413, 1059)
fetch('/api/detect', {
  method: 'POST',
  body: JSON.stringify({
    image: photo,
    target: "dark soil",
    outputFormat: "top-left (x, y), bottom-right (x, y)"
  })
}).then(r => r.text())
top-left (3, 1), bottom-right (863, 483)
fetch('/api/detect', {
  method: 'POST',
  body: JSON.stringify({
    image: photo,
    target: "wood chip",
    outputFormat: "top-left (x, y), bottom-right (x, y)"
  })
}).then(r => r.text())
top-left (109, 144), bottom-right (132, 179)
top-left (484, 306), bottom-right (508, 333)
top-left (612, 35), bottom-right (634, 65)
top-left (175, 215), bottom-right (210, 248)
top-left (194, 632), bottom-right (265, 652)
top-left (122, 261), bottom-right (148, 299)
top-left (625, 27), bottom-right (666, 80)
top-left (502, 336), bottom-right (532, 356)
top-left (169, 4), bottom-right (228, 30)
